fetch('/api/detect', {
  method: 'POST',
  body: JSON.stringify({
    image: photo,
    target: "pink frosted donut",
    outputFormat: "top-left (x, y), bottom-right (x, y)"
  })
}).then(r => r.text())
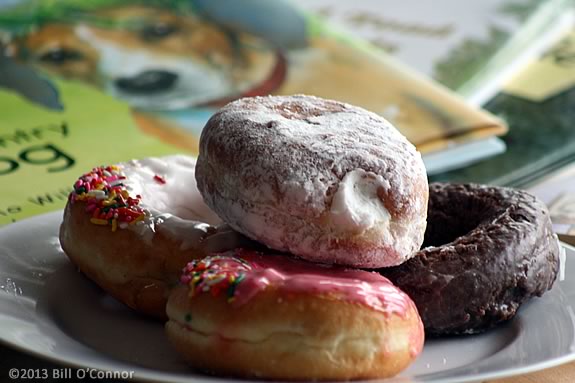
top-left (196, 95), bottom-right (428, 268)
top-left (166, 249), bottom-right (424, 380)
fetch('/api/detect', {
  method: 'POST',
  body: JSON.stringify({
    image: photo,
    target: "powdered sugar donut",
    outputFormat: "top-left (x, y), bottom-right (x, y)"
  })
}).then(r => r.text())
top-left (196, 95), bottom-right (428, 268)
top-left (59, 155), bottom-right (252, 318)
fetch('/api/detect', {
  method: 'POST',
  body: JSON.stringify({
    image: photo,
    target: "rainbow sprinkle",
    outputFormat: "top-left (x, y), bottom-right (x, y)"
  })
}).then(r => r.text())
top-left (181, 256), bottom-right (250, 303)
top-left (70, 165), bottom-right (147, 231)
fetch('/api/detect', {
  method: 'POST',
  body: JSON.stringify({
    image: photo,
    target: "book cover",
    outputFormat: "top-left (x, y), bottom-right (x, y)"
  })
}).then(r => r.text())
top-left (0, 73), bottom-right (179, 225)
top-left (0, 0), bottom-right (505, 226)
top-left (296, 0), bottom-right (573, 105)
top-left (430, 25), bottom-right (575, 188)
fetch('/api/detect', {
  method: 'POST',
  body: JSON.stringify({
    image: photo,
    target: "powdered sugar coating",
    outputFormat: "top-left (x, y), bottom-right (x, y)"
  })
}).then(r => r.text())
top-left (196, 95), bottom-right (428, 268)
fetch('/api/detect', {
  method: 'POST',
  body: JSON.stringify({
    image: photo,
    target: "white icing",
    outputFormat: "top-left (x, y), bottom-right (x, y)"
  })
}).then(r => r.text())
top-left (329, 169), bottom-right (391, 234)
top-left (119, 155), bottom-right (222, 249)
top-left (122, 155), bottom-right (219, 224)
top-left (156, 214), bottom-right (213, 251)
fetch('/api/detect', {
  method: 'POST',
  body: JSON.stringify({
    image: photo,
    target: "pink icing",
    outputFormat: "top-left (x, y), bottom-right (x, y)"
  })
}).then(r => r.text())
top-left (181, 249), bottom-right (414, 316)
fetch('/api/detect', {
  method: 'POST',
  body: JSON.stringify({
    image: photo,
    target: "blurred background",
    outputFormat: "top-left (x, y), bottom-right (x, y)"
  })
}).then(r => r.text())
top-left (0, 0), bottom-right (573, 224)
top-left (1, 0), bottom-right (575, 379)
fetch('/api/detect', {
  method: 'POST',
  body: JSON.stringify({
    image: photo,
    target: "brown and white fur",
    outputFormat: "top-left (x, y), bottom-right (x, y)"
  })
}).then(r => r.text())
top-left (6, 5), bottom-right (503, 153)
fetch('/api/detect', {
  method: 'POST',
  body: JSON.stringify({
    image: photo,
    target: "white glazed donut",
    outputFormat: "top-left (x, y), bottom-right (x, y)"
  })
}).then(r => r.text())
top-left (196, 95), bottom-right (428, 268)
top-left (59, 155), bottom-right (251, 318)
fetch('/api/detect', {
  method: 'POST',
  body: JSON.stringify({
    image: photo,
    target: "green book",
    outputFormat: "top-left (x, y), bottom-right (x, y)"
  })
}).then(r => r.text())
top-left (297, 0), bottom-right (573, 105)
top-left (431, 26), bottom-right (575, 188)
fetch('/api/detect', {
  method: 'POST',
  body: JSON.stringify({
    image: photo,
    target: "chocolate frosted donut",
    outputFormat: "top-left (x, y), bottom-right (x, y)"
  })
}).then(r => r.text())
top-left (380, 183), bottom-right (560, 336)
top-left (196, 95), bottom-right (428, 268)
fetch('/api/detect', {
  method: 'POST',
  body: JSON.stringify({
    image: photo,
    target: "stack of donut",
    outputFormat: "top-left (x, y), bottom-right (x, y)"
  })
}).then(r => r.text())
top-left (60, 95), bottom-right (560, 380)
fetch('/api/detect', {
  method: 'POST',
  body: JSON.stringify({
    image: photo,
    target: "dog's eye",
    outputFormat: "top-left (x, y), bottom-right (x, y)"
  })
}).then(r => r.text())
top-left (141, 23), bottom-right (179, 41)
top-left (39, 48), bottom-right (82, 64)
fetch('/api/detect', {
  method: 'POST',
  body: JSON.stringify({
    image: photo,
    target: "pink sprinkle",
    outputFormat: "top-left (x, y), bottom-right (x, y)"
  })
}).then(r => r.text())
top-left (153, 175), bottom-right (166, 184)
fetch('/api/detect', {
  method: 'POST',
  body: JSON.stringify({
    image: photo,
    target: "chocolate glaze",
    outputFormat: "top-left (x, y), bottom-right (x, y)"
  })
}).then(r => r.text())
top-left (380, 183), bottom-right (560, 336)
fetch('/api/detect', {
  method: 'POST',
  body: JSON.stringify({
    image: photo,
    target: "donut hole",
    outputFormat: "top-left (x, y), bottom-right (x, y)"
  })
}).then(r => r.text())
top-left (422, 212), bottom-right (484, 248)
top-left (421, 187), bottom-right (504, 248)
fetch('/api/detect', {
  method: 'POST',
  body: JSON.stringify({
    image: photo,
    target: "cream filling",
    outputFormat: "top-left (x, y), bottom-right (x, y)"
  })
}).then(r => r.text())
top-left (329, 169), bottom-right (391, 234)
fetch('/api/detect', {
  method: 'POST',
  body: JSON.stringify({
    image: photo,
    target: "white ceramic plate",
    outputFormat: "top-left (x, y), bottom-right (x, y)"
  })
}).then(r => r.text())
top-left (1, 211), bottom-right (574, 383)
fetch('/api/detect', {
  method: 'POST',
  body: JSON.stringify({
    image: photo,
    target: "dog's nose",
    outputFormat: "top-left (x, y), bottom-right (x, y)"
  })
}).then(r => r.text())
top-left (115, 70), bottom-right (178, 93)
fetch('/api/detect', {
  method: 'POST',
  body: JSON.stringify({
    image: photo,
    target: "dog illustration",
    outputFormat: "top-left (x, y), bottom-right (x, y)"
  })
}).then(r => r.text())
top-left (3, 3), bottom-right (502, 153)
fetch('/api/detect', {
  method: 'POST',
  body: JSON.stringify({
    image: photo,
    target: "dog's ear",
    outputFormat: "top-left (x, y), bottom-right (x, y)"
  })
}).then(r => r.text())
top-left (0, 52), bottom-right (63, 111)
top-left (192, 0), bottom-right (308, 49)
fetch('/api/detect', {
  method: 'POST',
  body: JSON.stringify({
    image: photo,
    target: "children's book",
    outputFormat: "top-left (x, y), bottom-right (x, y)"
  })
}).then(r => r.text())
top-left (296, 0), bottom-right (574, 105)
top-left (430, 25), bottom-right (575, 188)
top-left (0, 0), bottom-right (506, 226)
